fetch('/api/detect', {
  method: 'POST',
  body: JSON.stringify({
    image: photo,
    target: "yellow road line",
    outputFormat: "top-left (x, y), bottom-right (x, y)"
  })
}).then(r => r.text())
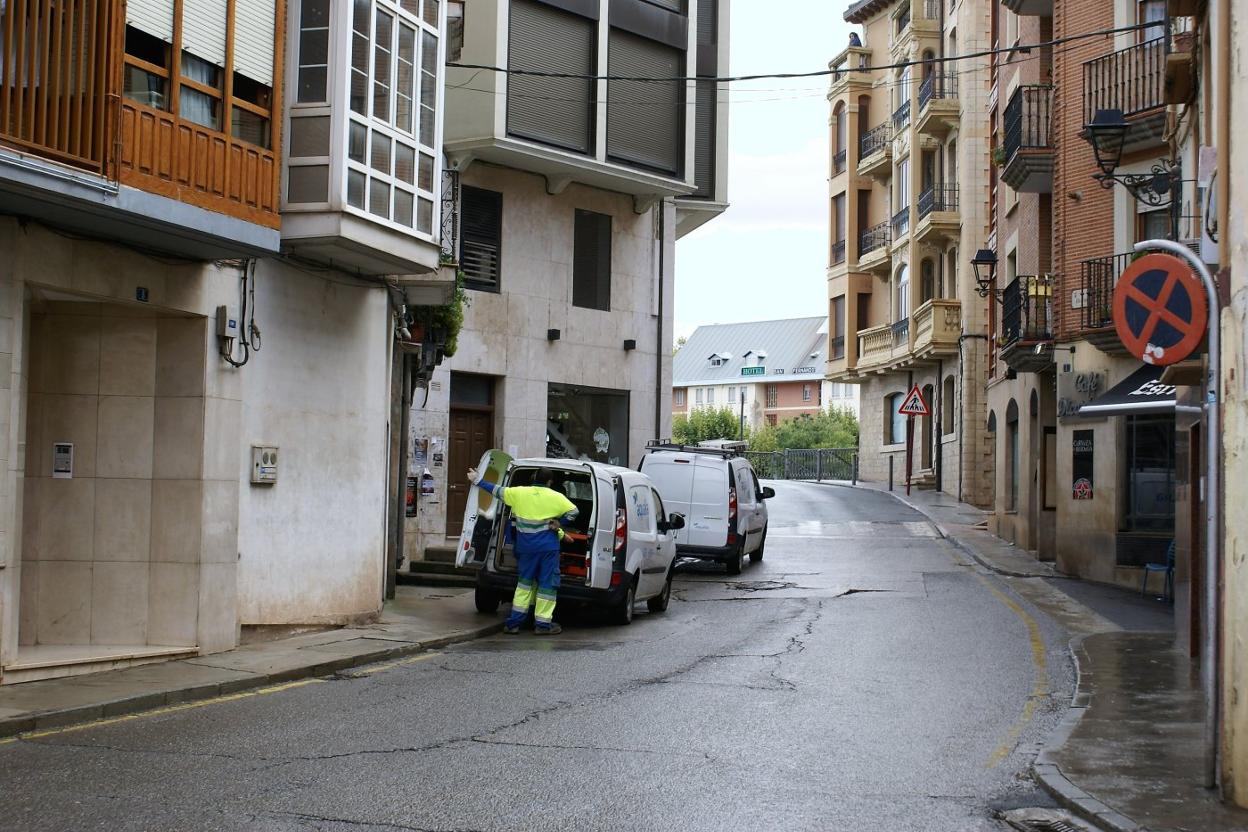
top-left (0, 678), bottom-right (325, 746)
top-left (340, 651), bottom-right (440, 677)
top-left (961, 561), bottom-right (1050, 768)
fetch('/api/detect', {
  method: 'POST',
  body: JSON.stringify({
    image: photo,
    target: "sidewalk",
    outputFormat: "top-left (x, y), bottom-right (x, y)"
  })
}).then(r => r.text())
top-left (823, 478), bottom-right (1248, 832)
top-left (0, 586), bottom-right (501, 737)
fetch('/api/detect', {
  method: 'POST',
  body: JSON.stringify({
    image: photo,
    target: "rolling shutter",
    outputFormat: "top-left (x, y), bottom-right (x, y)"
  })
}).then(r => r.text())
top-left (693, 80), bottom-right (715, 197)
top-left (460, 186), bottom-right (503, 289)
top-left (127, 0), bottom-right (175, 42)
top-left (696, 0), bottom-right (716, 46)
top-left (607, 28), bottom-right (683, 175)
top-left (234, 0), bottom-right (277, 84)
top-left (506, 0), bottom-right (595, 154)
top-left (182, 0), bottom-right (229, 66)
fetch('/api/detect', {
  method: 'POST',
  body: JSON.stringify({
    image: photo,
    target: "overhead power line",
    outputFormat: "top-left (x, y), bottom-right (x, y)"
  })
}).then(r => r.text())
top-left (447, 21), bottom-right (1156, 84)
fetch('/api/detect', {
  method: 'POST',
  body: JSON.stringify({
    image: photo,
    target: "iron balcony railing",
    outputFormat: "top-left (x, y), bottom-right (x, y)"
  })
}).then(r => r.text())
top-left (917, 184), bottom-right (958, 218)
top-left (834, 148), bottom-right (847, 174)
top-left (891, 206), bottom-right (910, 238)
top-left (831, 334), bottom-right (846, 360)
top-left (440, 168), bottom-right (461, 264)
top-left (1083, 38), bottom-right (1165, 124)
top-left (1001, 274), bottom-right (1054, 345)
top-left (832, 239), bottom-right (847, 265)
top-left (918, 72), bottom-right (958, 109)
top-left (859, 123), bottom-right (890, 159)
top-left (891, 318), bottom-right (910, 348)
top-left (1081, 251), bottom-right (1135, 330)
top-left (892, 99), bottom-right (911, 130)
top-left (1004, 84), bottom-right (1053, 160)
top-left (860, 221), bottom-right (890, 256)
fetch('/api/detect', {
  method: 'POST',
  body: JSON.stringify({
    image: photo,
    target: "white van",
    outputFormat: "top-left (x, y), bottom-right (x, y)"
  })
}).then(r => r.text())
top-left (638, 444), bottom-right (773, 575)
top-left (457, 457), bottom-right (685, 625)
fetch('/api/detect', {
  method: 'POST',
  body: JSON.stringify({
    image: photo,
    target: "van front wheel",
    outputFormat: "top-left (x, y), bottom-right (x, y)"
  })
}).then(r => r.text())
top-left (647, 569), bottom-right (673, 613)
top-left (611, 578), bottom-right (637, 625)
top-left (749, 528), bottom-right (767, 563)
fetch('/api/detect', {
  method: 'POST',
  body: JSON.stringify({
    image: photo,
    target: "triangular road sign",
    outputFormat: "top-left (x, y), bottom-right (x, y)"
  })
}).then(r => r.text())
top-left (898, 384), bottom-right (930, 417)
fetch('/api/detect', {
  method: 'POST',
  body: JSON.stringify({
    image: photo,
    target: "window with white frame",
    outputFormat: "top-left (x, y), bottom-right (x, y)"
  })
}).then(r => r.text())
top-left (695, 388), bottom-right (704, 405)
top-left (338, 0), bottom-right (441, 235)
top-left (675, 389), bottom-right (686, 407)
top-left (707, 387), bottom-right (716, 406)
top-left (802, 384), bottom-right (812, 402)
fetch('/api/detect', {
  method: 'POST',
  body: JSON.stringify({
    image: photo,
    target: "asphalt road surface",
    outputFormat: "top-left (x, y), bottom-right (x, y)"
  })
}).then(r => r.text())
top-left (0, 481), bottom-right (1074, 832)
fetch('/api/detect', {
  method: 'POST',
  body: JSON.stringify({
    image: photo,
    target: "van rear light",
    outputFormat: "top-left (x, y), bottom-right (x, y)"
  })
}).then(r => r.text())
top-left (610, 570), bottom-right (625, 587)
top-left (727, 487), bottom-right (738, 545)
top-left (614, 507), bottom-right (627, 554)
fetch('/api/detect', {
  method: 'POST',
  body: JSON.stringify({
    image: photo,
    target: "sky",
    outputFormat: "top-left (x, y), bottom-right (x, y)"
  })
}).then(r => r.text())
top-left (674, 1), bottom-right (853, 340)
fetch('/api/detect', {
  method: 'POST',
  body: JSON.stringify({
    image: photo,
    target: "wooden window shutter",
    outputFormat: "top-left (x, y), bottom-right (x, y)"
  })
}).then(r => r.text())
top-left (460, 186), bottom-right (503, 289)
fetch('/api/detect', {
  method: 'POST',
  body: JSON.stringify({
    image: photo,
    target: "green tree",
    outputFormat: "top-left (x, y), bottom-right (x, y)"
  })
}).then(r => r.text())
top-left (672, 407), bottom-right (746, 445)
top-left (748, 406), bottom-right (859, 451)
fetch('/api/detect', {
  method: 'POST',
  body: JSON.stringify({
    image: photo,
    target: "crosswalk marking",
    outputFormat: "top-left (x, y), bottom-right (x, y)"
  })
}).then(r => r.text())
top-left (768, 520), bottom-right (940, 538)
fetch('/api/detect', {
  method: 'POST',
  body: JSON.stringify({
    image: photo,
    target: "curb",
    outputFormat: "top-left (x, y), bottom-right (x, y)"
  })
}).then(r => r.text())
top-left (1031, 638), bottom-right (1144, 832)
top-left (0, 619), bottom-right (504, 739)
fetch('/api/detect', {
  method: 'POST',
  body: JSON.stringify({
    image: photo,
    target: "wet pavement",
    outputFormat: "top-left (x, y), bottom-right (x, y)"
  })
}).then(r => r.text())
top-left (0, 481), bottom-right (1078, 831)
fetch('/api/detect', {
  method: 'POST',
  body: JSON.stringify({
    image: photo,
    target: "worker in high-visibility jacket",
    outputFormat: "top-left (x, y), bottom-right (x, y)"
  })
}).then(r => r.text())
top-left (467, 468), bottom-right (579, 635)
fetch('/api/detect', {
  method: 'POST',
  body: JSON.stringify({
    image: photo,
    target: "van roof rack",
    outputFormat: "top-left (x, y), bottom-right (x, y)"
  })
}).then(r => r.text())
top-left (644, 440), bottom-right (746, 458)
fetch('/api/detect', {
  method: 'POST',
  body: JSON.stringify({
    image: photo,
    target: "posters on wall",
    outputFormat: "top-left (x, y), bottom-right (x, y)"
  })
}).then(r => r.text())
top-left (1072, 430), bottom-right (1094, 499)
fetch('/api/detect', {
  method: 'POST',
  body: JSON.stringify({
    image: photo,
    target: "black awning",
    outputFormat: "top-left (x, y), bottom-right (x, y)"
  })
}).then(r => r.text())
top-left (1077, 365), bottom-right (1178, 417)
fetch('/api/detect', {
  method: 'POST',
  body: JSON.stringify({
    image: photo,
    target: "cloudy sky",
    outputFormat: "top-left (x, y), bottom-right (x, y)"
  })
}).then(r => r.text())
top-left (674, 1), bottom-right (853, 339)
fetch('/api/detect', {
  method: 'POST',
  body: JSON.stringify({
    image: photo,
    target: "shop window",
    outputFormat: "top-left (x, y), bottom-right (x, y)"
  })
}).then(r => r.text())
top-left (1124, 416), bottom-right (1175, 532)
top-left (548, 383), bottom-right (630, 465)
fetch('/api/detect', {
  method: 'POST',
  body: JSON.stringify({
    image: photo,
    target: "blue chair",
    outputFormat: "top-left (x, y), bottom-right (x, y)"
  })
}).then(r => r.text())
top-left (1142, 541), bottom-right (1175, 601)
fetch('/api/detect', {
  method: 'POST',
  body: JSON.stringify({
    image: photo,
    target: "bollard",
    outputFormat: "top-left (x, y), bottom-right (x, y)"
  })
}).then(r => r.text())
top-left (888, 455), bottom-right (894, 491)
top-left (852, 453), bottom-right (858, 486)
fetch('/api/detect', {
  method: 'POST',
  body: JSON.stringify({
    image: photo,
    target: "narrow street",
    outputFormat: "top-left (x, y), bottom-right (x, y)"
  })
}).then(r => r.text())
top-left (0, 482), bottom-right (1074, 832)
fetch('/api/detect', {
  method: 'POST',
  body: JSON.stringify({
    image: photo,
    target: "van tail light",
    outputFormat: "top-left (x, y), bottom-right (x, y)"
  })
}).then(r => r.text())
top-left (727, 487), bottom-right (738, 545)
top-left (614, 507), bottom-right (627, 554)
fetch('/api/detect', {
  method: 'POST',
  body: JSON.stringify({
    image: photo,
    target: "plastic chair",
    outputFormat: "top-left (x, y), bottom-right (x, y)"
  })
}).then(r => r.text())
top-left (1142, 541), bottom-right (1175, 601)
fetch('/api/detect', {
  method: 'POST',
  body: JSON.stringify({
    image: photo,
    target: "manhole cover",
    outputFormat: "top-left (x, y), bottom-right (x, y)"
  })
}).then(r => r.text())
top-left (999, 809), bottom-right (1093, 832)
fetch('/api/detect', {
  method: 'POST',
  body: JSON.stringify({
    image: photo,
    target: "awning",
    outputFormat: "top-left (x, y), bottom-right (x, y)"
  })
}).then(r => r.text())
top-left (1077, 365), bottom-right (1178, 417)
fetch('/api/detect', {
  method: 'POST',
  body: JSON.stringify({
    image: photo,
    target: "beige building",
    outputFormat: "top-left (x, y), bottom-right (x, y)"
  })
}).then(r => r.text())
top-left (0, 0), bottom-right (453, 682)
top-left (404, 0), bottom-right (731, 560)
top-left (827, 0), bottom-right (992, 499)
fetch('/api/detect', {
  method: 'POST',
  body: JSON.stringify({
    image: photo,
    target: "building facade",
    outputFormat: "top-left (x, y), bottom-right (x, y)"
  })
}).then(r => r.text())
top-left (828, 0), bottom-right (992, 498)
top-left (672, 317), bottom-right (858, 433)
top-left (0, 0), bottom-right (453, 682)
top-left (404, 0), bottom-right (731, 558)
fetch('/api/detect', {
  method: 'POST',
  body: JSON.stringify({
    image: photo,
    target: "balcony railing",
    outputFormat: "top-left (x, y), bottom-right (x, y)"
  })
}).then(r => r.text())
top-left (440, 169), bottom-right (461, 264)
top-left (918, 184), bottom-right (958, 218)
top-left (1081, 252), bottom-right (1134, 331)
top-left (834, 148), bottom-right (847, 174)
top-left (891, 318), bottom-right (910, 348)
top-left (1001, 275), bottom-right (1054, 345)
top-left (892, 100), bottom-right (912, 130)
top-left (858, 324), bottom-right (894, 368)
top-left (1004, 85), bottom-right (1052, 158)
top-left (0, 0), bottom-right (114, 173)
top-left (913, 299), bottom-right (961, 354)
top-left (891, 206), bottom-right (910, 238)
top-left (860, 221), bottom-right (890, 256)
top-left (918, 73), bottom-right (959, 109)
top-left (1083, 38), bottom-right (1165, 124)
top-left (832, 239), bottom-right (847, 266)
top-left (859, 123), bottom-right (890, 159)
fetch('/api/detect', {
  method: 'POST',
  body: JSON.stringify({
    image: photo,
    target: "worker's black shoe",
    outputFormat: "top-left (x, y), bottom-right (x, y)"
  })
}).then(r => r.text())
top-left (503, 624), bottom-right (521, 635)
top-left (535, 623), bottom-right (562, 636)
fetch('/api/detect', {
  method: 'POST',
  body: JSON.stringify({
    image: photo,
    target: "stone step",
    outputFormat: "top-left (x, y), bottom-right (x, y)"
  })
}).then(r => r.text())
top-left (408, 559), bottom-right (476, 577)
top-left (397, 571), bottom-right (478, 589)
top-left (424, 545), bottom-right (458, 564)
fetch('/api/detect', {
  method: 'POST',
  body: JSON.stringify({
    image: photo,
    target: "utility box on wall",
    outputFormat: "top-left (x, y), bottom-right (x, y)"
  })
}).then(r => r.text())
top-left (251, 446), bottom-right (279, 484)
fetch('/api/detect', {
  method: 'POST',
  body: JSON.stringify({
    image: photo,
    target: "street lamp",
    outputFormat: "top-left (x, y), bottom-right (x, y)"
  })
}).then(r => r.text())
top-left (971, 249), bottom-right (998, 298)
top-left (1085, 108), bottom-right (1179, 207)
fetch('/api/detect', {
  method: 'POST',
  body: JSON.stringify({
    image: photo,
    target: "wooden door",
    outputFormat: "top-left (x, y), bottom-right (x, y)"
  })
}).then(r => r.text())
top-left (446, 409), bottom-right (493, 537)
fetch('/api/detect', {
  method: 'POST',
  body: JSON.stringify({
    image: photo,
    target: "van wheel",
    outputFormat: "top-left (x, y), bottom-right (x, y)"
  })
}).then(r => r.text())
top-left (647, 569), bottom-right (673, 613)
top-left (726, 546), bottom-right (743, 576)
top-left (612, 578), bottom-right (637, 625)
top-left (749, 528), bottom-right (767, 563)
top-left (474, 586), bottom-right (501, 614)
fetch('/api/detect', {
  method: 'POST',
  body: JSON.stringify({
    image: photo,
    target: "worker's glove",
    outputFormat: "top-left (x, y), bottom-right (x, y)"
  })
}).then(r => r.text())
top-left (547, 519), bottom-right (561, 532)
top-left (467, 468), bottom-right (479, 483)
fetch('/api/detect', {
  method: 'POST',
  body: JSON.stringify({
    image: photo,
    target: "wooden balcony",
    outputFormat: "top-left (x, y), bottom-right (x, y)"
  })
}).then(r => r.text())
top-left (0, 0), bottom-right (282, 258)
top-left (912, 299), bottom-right (960, 359)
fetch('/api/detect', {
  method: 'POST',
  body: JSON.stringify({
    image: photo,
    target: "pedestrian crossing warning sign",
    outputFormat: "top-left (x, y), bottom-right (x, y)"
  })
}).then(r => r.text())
top-left (897, 384), bottom-right (930, 417)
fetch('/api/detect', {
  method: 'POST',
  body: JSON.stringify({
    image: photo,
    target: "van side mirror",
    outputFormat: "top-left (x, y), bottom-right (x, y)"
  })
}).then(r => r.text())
top-left (761, 487), bottom-right (776, 499)
top-left (666, 513), bottom-right (686, 531)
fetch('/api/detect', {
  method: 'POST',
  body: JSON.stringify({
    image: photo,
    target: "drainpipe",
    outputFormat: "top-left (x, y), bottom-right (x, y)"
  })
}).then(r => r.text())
top-left (936, 358), bottom-right (943, 492)
top-left (655, 201), bottom-right (666, 447)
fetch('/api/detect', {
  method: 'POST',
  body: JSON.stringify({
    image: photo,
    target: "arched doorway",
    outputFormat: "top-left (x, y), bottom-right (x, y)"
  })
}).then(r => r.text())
top-left (1006, 399), bottom-right (1020, 512)
top-left (921, 383), bottom-right (935, 470)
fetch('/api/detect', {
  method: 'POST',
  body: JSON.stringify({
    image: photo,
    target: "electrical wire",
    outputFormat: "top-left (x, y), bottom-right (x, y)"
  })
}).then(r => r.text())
top-left (448, 21), bottom-right (1154, 84)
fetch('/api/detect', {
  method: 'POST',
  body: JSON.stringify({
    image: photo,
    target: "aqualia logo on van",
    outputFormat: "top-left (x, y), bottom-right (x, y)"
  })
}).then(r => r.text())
top-left (632, 491), bottom-right (650, 519)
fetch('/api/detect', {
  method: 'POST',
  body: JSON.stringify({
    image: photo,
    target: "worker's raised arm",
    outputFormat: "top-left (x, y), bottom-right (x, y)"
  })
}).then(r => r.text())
top-left (467, 468), bottom-right (506, 502)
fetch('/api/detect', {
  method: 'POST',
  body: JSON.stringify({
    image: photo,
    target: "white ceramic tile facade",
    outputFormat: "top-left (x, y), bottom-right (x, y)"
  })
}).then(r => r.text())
top-left (91, 561), bottom-right (148, 644)
top-left (148, 562), bottom-right (199, 646)
top-left (25, 477), bottom-right (94, 562)
top-left (155, 319), bottom-right (206, 398)
top-left (150, 480), bottom-right (204, 563)
top-left (38, 394), bottom-right (98, 479)
top-left (96, 396), bottom-right (155, 479)
top-left (200, 481), bottom-right (239, 564)
top-left (36, 561), bottom-right (92, 644)
top-left (39, 314), bottom-right (100, 396)
top-left (93, 478), bottom-right (152, 562)
top-left (17, 563), bottom-right (35, 646)
top-left (153, 396), bottom-right (205, 480)
top-left (98, 317), bottom-right (157, 397)
top-left (196, 562), bottom-right (236, 652)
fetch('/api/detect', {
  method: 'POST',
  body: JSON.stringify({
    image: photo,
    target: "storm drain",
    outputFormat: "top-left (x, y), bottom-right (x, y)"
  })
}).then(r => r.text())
top-left (999, 809), bottom-right (1094, 832)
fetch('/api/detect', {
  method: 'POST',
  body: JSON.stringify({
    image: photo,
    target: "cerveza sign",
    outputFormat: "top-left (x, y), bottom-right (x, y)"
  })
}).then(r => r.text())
top-left (741, 366), bottom-right (765, 376)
